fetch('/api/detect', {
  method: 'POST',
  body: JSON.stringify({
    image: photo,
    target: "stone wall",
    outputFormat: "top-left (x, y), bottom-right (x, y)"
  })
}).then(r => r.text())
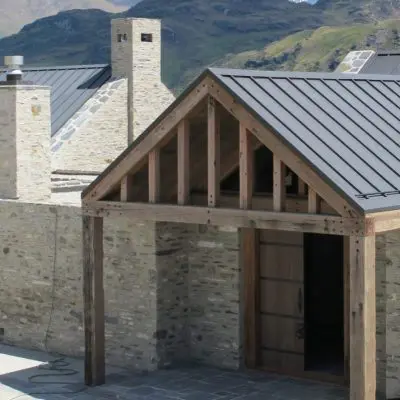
top-left (376, 230), bottom-right (400, 400)
top-left (51, 79), bottom-right (128, 173)
top-left (0, 200), bottom-right (242, 371)
top-left (188, 225), bottom-right (242, 369)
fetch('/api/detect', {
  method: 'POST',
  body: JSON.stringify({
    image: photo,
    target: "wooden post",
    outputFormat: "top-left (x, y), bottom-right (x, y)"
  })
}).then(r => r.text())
top-left (149, 149), bottom-right (160, 203)
top-left (239, 124), bottom-right (253, 209)
top-left (343, 235), bottom-right (350, 384)
top-left (349, 235), bottom-right (376, 400)
top-left (83, 215), bottom-right (105, 386)
top-left (120, 175), bottom-right (134, 202)
top-left (298, 179), bottom-right (306, 195)
top-left (273, 155), bottom-right (285, 212)
top-left (177, 119), bottom-right (190, 205)
top-left (208, 96), bottom-right (220, 207)
top-left (308, 188), bottom-right (320, 213)
top-left (242, 228), bottom-right (260, 368)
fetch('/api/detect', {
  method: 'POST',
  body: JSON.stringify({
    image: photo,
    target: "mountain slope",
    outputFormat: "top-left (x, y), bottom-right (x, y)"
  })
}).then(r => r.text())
top-left (0, 0), bottom-right (130, 37)
top-left (219, 19), bottom-right (400, 73)
top-left (0, 0), bottom-right (399, 90)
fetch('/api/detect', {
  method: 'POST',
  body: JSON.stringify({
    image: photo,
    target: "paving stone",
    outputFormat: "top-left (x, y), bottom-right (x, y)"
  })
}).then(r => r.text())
top-left (0, 347), bottom-right (349, 400)
top-left (229, 384), bottom-right (259, 396)
top-left (179, 391), bottom-right (222, 400)
top-left (126, 385), bottom-right (164, 396)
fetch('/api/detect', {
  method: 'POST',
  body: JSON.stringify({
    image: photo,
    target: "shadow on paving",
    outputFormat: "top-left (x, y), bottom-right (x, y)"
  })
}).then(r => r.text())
top-left (0, 344), bottom-right (348, 400)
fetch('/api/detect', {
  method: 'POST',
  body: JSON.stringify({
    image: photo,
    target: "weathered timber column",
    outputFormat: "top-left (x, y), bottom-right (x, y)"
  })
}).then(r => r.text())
top-left (83, 215), bottom-right (105, 386)
top-left (349, 235), bottom-right (376, 400)
top-left (242, 228), bottom-right (260, 368)
top-left (207, 96), bottom-right (220, 207)
top-left (239, 124), bottom-right (253, 210)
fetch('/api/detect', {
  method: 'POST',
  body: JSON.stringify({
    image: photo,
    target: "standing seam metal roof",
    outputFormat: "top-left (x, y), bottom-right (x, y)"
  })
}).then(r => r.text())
top-left (209, 68), bottom-right (400, 213)
top-left (360, 51), bottom-right (400, 75)
top-left (0, 64), bottom-right (111, 136)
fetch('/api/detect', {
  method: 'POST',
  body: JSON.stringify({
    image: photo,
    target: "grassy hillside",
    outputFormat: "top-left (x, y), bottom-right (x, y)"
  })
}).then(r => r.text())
top-left (219, 19), bottom-right (400, 73)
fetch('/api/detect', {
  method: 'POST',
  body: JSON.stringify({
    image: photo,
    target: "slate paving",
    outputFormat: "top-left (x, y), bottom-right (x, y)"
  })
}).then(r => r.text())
top-left (0, 345), bottom-right (348, 400)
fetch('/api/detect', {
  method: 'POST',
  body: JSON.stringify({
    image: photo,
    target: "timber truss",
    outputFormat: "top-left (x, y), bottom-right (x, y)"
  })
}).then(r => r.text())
top-left (82, 70), bottom-right (400, 400)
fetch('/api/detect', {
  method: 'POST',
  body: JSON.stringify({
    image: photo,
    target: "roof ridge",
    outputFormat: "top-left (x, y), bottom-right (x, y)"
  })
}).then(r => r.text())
top-left (208, 67), bottom-right (400, 81)
top-left (0, 64), bottom-right (110, 72)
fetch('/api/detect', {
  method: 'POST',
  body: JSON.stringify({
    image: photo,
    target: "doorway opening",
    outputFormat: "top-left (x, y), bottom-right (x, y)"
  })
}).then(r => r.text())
top-left (304, 233), bottom-right (344, 376)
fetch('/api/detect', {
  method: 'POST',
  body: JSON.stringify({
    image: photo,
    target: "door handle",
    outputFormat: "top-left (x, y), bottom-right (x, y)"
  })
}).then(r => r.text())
top-left (298, 287), bottom-right (303, 315)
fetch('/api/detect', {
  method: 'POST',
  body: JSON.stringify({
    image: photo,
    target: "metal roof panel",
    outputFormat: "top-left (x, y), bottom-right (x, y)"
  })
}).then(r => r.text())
top-left (0, 64), bottom-right (111, 136)
top-left (360, 52), bottom-right (400, 75)
top-left (210, 68), bottom-right (400, 212)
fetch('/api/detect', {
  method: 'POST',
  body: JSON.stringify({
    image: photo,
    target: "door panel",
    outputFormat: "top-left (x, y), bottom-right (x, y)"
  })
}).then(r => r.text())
top-left (260, 280), bottom-right (304, 318)
top-left (259, 245), bottom-right (303, 281)
top-left (261, 349), bottom-right (304, 373)
top-left (261, 315), bottom-right (304, 353)
top-left (259, 229), bottom-right (304, 374)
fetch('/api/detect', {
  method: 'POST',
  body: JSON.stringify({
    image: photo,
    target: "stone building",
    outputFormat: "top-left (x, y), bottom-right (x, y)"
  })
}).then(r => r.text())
top-left (1, 21), bottom-right (400, 400)
top-left (0, 17), bottom-right (175, 176)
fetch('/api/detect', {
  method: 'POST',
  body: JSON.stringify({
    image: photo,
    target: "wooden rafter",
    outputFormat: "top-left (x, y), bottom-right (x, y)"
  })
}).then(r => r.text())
top-left (239, 124), bottom-right (253, 209)
top-left (177, 119), bottom-right (190, 205)
top-left (208, 96), bottom-right (220, 207)
top-left (82, 200), bottom-right (368, 236)
top-left (207, 76), bottom-right (360, 217)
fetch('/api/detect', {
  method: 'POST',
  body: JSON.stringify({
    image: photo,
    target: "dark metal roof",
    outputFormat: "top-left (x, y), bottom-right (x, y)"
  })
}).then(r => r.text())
top-left (209, 68), bottom-right (400, 213)
top-left (0, 64), bottom-right (111, 136)
top-left (360, 51), bottom-right (400, 75)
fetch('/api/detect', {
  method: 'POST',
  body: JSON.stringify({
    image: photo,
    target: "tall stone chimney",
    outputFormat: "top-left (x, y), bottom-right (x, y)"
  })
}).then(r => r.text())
top-left (111, 18), bottom-right (168, 144)
top-left (0, 56), bottom-right (51, 201)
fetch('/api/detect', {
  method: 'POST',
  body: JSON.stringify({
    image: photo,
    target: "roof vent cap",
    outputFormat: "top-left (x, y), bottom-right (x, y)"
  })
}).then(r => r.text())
top-left (4, 55), bottom-right (24, 82)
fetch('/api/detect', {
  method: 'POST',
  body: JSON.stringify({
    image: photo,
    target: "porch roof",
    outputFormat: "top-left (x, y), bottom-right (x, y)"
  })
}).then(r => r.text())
top-left (82, 68), bottom-right (400, 214)
top-left (210, 68), bottom-right (400, 213)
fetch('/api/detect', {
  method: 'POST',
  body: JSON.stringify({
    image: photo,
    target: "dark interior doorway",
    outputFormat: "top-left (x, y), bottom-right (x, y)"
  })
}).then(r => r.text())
top-left (304, 233), bottom-right (344, 376)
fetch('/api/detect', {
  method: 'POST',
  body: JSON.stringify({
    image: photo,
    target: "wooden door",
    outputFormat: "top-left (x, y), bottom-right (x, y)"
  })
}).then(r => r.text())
top-left (259, 229), bottom-right (304, 374)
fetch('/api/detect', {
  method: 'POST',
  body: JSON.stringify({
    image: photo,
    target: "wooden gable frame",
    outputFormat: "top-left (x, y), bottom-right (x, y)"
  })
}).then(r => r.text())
top-left (82, 74), bottom-right (365, 228)
top-left (82, 71), bottom-right (386, 400)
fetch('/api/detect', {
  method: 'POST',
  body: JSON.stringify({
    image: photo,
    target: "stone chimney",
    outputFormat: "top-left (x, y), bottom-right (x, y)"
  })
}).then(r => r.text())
top-left (111, 18), bottom-right (164, 144)
top-left (0, 56), bottom-right (51, 201)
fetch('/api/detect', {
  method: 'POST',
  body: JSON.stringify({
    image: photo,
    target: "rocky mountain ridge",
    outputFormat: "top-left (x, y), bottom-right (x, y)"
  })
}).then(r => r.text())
top-left (0, 0), bottom-right (399, 90)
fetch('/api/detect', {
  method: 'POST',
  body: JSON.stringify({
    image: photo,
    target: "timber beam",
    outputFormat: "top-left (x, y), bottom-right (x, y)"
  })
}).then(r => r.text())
top-left (82, 201), bottom-right (368, 236)
top-left (367, 211), bottom-right (400, 233)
